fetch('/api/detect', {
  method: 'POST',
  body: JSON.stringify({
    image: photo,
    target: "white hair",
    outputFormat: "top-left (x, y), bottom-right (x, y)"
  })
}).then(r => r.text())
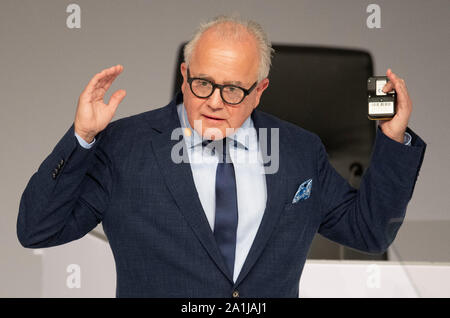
top-left (183, 15), bottom-right (274, 82)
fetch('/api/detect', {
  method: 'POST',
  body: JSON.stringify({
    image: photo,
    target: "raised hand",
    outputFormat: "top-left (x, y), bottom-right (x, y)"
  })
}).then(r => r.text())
top-left (378, 68), bottom-right (412, 143)
top-left (74, 65), bottom-right (126, 143)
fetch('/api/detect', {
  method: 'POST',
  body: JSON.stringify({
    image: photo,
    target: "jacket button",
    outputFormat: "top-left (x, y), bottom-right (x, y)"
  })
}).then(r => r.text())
top-left (52, 172), bottom-right (57, 179)
top-left (232, 290), bottom-right (239, 298)
top-left (60, 159), bottom-right (64, 166)
top-left (54, 168), bottom-right (59, 174)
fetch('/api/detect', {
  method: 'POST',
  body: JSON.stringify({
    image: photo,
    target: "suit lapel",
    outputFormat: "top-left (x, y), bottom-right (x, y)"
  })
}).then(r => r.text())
top-left (234, 109), bottom-right (288, 286)
top-left (148, 94), bottom-right (233, 283)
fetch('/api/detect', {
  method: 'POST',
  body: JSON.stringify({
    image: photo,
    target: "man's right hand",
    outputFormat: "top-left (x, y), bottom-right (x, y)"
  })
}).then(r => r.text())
top-left (74, 64), bottom-right (126, 143)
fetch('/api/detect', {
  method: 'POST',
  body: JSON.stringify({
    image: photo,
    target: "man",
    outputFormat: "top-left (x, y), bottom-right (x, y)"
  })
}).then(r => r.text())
top-left (17, 16), bottom-right (426, 297)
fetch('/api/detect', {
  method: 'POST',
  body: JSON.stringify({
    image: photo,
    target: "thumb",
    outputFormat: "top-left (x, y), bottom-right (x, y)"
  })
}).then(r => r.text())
top-left (108, 89), bottom-right (127, 114)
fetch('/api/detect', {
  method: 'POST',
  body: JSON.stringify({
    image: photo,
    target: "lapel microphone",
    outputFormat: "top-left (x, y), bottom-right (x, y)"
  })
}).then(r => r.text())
top-left (182, 106), bottom-right (192, 137)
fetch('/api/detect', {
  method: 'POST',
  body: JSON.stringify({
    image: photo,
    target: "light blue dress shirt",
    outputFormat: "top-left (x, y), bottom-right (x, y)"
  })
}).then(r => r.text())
top-left (74, 106), bottom-right (411, 282)
top-left (175, 103), bottom-right (267, 283)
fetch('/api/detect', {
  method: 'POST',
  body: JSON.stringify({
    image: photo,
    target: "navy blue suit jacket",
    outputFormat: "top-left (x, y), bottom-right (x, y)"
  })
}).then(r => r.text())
top-left (17, 93), bottom-right (426, 297)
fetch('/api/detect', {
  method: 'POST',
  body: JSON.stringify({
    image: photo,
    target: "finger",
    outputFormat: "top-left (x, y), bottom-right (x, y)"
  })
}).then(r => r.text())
top-left (386, 68), bottom-right (392, 77)
top-left (388, 74), bottom-right (408, 102)
top-left (86, 65), bottom-right (122, 94)
top-left (107, 89), bottom-right (127, 114)
top-left (82, 66), bottom-right (123, 104)
top-left (395, 80), bottom-right (408, 99)
top-left (382, 81), bottom-right (394, 93)
top-left (395, 82), bottom-right (411, 111)
top-left (84, 72), bottom-right (104, 95)
top-left (384, 69), bottom-right (407, 96)
top-left (100, 66), bottom-right (124, 93)
top-left (95, 65), bottom-right (123, 90)
top-left (386, 70), bottom-right (411, 114)
top-left (386, 68), bottom-right (403, 87)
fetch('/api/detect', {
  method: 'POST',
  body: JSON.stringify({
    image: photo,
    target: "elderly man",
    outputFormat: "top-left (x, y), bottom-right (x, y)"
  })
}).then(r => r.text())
top-left (17, 16), bottom-right (426, 297)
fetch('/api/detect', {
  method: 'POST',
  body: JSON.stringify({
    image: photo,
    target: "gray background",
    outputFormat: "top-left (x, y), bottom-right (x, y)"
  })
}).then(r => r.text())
top-left (1, 0), bottom-right (449, 297)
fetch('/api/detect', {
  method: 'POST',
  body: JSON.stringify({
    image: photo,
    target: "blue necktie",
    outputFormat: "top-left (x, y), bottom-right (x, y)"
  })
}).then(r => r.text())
top-left (213, 138), bottom-right (238, 277)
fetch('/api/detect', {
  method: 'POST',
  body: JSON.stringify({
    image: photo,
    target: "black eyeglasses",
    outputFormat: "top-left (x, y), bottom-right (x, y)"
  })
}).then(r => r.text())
top-left (187, 68), bottom-right (257, 105)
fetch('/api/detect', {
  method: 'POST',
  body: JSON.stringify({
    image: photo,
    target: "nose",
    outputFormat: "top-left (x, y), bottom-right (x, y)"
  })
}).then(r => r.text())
top-left (207, 87), bottom-right (224, 110)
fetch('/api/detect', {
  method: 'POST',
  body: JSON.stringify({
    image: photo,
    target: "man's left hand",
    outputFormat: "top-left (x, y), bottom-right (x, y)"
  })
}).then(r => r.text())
top-left (377, 68), bottom-right (412, 143)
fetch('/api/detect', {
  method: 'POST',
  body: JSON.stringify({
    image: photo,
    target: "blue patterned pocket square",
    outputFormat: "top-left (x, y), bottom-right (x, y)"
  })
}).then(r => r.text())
top-left (292, 178), bottom-right (312, 203)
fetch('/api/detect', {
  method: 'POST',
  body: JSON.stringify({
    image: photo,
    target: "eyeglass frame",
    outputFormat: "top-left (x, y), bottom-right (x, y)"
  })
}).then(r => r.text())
top-left (186, 68), bottom-right (258, 105)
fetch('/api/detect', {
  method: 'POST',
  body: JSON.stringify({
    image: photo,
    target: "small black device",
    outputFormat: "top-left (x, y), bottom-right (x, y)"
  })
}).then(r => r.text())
top-left (367, 76), bottom-right (396, 120)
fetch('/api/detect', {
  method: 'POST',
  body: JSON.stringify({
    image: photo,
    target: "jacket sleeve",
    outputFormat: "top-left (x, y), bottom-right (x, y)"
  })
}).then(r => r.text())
top-left (317, 126), bottom-right (427, 254)
top-left (17, 123), bottom-right (114, 248)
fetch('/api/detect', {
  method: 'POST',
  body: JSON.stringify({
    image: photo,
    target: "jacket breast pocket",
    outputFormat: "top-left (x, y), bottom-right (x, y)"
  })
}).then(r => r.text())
top-left (277, 186), bottom-right (316, 238)
top-left (284, 174), bottom-right (314, 202)
top-left (283, 193), bottom-right (314, 212)
top-left (280, 178), bottom-right (315, 221)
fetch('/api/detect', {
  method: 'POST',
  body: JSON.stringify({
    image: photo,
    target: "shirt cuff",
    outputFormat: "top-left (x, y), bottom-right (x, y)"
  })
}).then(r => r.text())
top-left (74, 131), bottom-right (96, 149)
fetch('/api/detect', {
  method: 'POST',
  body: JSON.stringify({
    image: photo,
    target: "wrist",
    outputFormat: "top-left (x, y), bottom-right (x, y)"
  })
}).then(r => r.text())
top-left (380, 126), bottom-right (406, 144)
top-left (74, 129), bottom-right (95, 144)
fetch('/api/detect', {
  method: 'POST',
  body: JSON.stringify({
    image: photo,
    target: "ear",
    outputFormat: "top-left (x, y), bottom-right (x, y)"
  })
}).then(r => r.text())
top-left (253, 78), bottom-right (269, 108)
top-left (180, 62), bottom-right (187, 92)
